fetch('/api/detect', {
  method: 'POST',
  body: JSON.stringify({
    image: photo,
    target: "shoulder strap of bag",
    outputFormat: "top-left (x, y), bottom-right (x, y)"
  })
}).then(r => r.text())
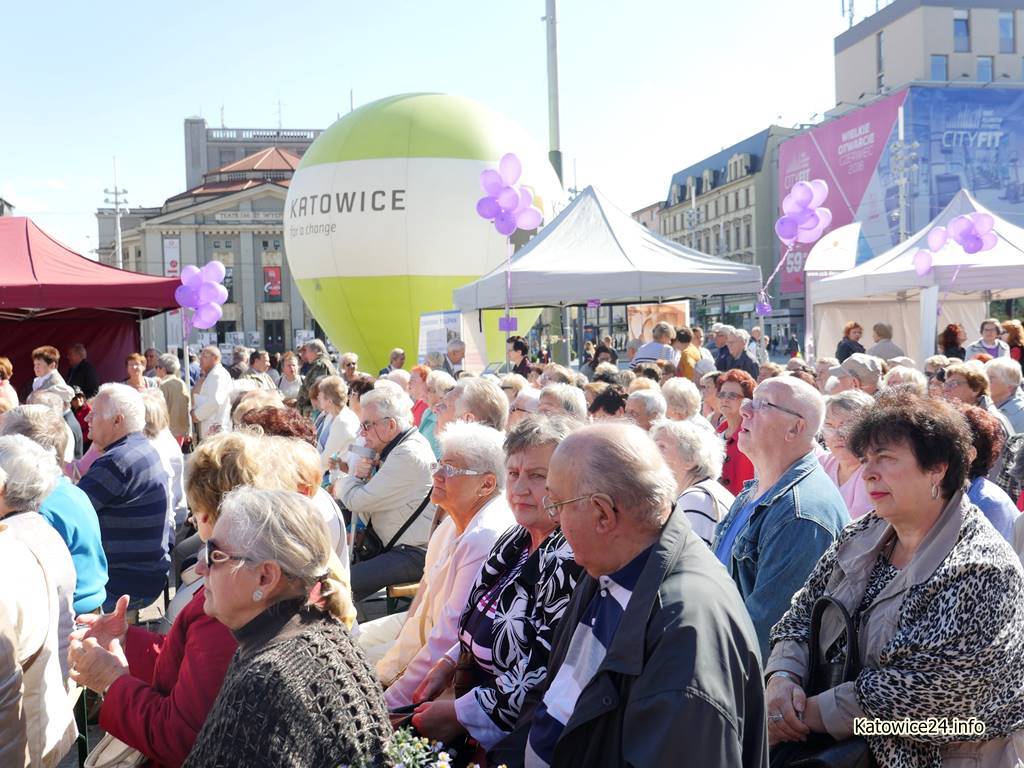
top-left (805, 595), bottom-right (859, 696)
top-left (382, 491), bottom-right (432, 552)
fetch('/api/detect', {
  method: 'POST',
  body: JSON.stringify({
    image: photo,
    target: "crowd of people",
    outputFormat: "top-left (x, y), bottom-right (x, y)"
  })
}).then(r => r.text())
top-left (1, 318), bottom-right (1023, 768)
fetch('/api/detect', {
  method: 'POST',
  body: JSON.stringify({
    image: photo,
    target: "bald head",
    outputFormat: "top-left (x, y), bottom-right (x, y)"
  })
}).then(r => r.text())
top-left (739, 377), bottom-right (824, 470)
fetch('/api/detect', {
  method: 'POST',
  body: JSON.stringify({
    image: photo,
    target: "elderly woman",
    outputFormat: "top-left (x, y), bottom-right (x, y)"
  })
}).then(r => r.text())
top-left (662, 376), bottom-right (714, 430)
top-left (0, 436), bottom-right (77, 767)
top-left (716, 369), bottom-right (756, 494)
top-left (588, 383), bottom-right (627, 420)
top-left (141, 389), bottom-right (188, 534)
top-left (420, 369), bottom-right (457, 457)
top-left (409, 364), bottom-right (432, 425)
top-left (182, 488), bottom-right (389, 767)
top-left (766, 394), bottom-right (1024, 767)
top-left (940, 323), bottom-right (967, 360)
top-left (345, 373), bottom-right (376, 420)
top-left (410, 416), bottom-right (584, 748)
top-left (699, 370), bottom-right (723, 427)
top-left (125, 352), bottom-right (159, 391)
top-left (651, 419), bottom-right (734, 546)
top-left (364, 421), bottom-right (514, 709)
top-left (154, 353), bottom-right (191, 445)
top-left (942, 363), bottom-right (1013, 439)
top-left (501, 372), bottom-right (529, 405)
top-left (317, 375), bottom-right (360, 472)
top-left (276, 350), bottom-right (303, 401)
top-left (0, 356), bottom-right (18, 408)
top-left (881, 366), bottom-right (927, 396)
top-left (508, 386), bottom-right (541, 428)
top-left (966, 318), bottom-right (1010, 360)
top-left (923, 354), bottom-right (950, 397)
top-left (835, 321), bottom-right (865, 362)
top-left (959, 404), bottom-right (1020, 542)
top-left (819, 390), bottom-right (875, 520)
top-left (814, 357), bottom-right (839, 393)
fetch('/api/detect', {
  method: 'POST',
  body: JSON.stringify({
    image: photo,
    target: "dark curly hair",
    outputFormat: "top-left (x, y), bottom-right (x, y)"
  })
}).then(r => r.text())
top-left (346, 374), bottom-right (377, 402)
top-left (939, 323), bottom-right (963, 351)
top-left (716, 368), bottom-right (756, 399)
top-left (847, 392), bottom-right (971, 500)
top-left (239, 406), bottom-right (317, 447)
top-left (589, 384), bottom-right (628, 417)
top-left (955, 403), bottom-right (1006, 479)
top-left (634, 364), bottom-right (661, 382)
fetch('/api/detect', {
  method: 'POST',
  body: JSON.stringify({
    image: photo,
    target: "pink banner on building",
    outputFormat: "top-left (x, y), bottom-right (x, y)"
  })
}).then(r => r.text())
top-left (777, 89), bottom-right (908, 294)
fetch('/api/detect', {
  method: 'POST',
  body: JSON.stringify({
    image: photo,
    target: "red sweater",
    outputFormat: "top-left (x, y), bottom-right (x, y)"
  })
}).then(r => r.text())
top-left (100, 586), bottom-right (237, 768)
top-left (718, 420), bottom-right (755, 494)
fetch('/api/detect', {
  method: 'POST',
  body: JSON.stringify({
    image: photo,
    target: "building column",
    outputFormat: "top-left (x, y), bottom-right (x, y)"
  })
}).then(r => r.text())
top-left (239, 231), bottom-right (257, 339)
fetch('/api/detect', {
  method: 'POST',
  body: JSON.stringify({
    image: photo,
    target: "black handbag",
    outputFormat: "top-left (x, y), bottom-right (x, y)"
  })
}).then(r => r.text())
top-left (351, 491), bottom-right (431, 563)
top-left (770, 596), bottom-right (876, 768)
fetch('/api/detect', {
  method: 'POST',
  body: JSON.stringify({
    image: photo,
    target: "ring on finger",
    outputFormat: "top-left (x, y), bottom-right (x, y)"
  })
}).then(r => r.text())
top-left (768, 712), bottom-right (785, 722)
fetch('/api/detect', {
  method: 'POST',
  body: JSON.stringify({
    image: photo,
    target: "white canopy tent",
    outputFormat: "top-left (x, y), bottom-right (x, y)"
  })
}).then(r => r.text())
top-left (809, 190), bottom-right (1024, 363)
top-left (452, 185), bottom-right (763, 311)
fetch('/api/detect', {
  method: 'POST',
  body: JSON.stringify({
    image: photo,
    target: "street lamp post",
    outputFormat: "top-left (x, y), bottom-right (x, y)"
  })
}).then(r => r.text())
top-left (104, 157), bottom-right (129, 269)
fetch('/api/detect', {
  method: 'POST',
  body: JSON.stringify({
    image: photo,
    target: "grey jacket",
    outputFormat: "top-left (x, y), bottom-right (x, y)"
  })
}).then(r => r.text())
top-left (965, 338), bottom-right (1010, 360)
top-left (491, 504), bottom-right (768, 768)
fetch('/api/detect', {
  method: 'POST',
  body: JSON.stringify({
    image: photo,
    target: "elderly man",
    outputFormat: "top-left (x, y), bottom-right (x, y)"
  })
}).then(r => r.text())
top-left (454, 377), bottom-right (509, 431)
top-left (712, 377), bottom-right (848, 656)
top-left (378, 347), bottom-right (406, 376)
top-left (78, 383), bottom-right (171, 612)
top-left (155, 353), bottom-right (191, 444)
top-left (493, 422), bottom-right (767, 767)
top-left (631, 322), bottom-right (677, 367)
top-left (717, 329), bottom-right (760, 378)
top-left (987, 357), bottom-right (1024, 434)
top-left (28, 387), bottom-right (82, 462)
top-left (827, 352), bottom-right (882, 396)
top-left (296, 338), bottom-right (337, 415)
top-left (65, 343), bottom-right (100, 398)
top-left (624, 388), bottom-right (667, 431)
top-left (337, 387), bottom-right (435, 602)
top-left (865, 322), bottom-right (905, 360)
top-left (538, 383), bottom-right (588, 422)
top-left (442, 338), bottom-right (467, 377)
top-left (243, 349), bottom-right (277, 390)
top-left (191, 346), bottom-right (233, 439)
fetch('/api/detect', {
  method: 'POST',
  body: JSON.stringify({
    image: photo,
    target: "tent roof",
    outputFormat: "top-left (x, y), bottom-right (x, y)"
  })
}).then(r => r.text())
top-left (452, 186), bottom-right (763, 311)
top-left (0, 217), bottom-right (179, 320)
top-left (811, 190), bottom-right (1024, 304)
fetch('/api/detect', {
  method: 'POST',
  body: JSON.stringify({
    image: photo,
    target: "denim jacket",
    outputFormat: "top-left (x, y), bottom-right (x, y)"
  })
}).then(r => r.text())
top-left (712, 450), bottom-right (849, 658)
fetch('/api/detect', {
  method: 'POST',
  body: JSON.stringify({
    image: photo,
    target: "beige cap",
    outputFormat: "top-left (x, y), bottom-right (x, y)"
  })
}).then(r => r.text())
top-left (829, 353), bottom-right (882, 383)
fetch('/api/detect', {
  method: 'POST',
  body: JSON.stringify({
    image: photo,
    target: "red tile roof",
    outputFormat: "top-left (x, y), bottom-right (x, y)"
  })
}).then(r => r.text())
top-left (213, 146), bottom-right (301, 174)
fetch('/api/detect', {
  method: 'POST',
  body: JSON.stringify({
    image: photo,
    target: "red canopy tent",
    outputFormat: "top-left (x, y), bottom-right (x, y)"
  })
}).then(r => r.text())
top-left (0, 217), bottom-right (179, 396)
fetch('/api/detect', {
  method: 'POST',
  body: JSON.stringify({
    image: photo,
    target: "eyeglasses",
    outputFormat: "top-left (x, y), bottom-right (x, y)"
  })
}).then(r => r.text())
top-left (718, 391), bottom-right (745, 402)
top-left (943, 378), bottom-right (967, 390)
top-left (360, 416), bottom-right (392, 432)
top-left (343, 362), bottom-right (356, 368)
top-left (745, 398), bottom-right (804, 419)
top-left (430, 462), bottom-right (488, 479)
top-left (541, 493), bottom-right (591, 519)
top-left (510, 406), bottom-right (532, 414)
top-left (202, 539), bottom-right (255, 570)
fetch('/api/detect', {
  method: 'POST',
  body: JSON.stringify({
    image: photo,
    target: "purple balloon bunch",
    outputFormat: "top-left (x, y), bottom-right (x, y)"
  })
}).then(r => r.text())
top-left (476, 153), bottom-right (544, 236)
top-left (174, 261), bottom-right (229, 330)
top-left (913, 213), bottom-right (998, 277)
top-left (774, 180), bottom-right (832, 248)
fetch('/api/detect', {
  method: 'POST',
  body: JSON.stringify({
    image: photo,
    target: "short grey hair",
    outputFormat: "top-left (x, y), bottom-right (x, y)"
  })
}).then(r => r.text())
top-left (456, 377), bottom-right (509, 431)
top-left (650, 419), bottom-right (726, 481)
top-left (390, 347), bottom-right (405, 360)
top-left (157, 353), bottom-right (180, 374)
top-left (627, 389), bottom-right (667, 420)
top-left (539, 383), bottom-right (588, 421)
top-left (202, 345), bottom-right (222, 361)
top-left (925, 354), bottom-right (950, 370)
top-left (140, 389), bottom-right (170, 438)
top-left (539, 365), bottom-right (573, 386)
top-left (825, 389), bottom-right (875, 417)
top-left (303, 338), bottom-right (328, 356)
top-left (651, 322), bottom-right (675, 341)
top-left (386, 369), bottom-right (411, 389)
top-left (730, 328), bottom-right (750, 344)
top-left (0, 405), bottom-right (67, 461)
top-left (716, 324), bottom-right (736, 336)
top-left (661, 377), bottom-right (701, 419)
top-left (503, 414), bottom-right (581, 457)
top-left (986, 357), bottom-right (1022, 389)
top-left (94, 383), bottom-right (146, 433)
top-left (359, 386), bottom-right (412, 430)
top-left (438, 421), bottom-right (507, 489)
top-left (27, 389), bottom-right (66, 413)
top-left (512, 387), bottom-right (541, 413)
top-left (447, 338), bottom-right (466, 352)
top-left (873, 322), bottom-right (893, 339)
top-left (881, 367), bottom-right (927, 396)
top-left (340, 352), bottom-right (359, 365)
top-left (426, 369), bottom-right (457, 397)
top-left (0, 435), bottom-right (61, 511)
top-left (560, 423), bottom-right (677, 529)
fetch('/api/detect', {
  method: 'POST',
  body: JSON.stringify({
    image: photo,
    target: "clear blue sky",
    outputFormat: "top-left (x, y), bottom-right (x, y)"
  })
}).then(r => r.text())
top-left (2, 0), bottom-right (856, 255)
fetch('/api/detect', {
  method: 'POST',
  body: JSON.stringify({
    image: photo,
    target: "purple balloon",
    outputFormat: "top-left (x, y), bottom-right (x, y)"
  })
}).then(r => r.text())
top-left (192, 302), bottom-right (223, 330)
top-left (962, 234), bottom-right (983, 254)
top-left (948, 215), bottom-right (973, 241)
top-left (494, 212), bottom-right (517, 236)
top-left (497, 186), bottom-right (519, 210)
top-left (775, 215), bottom-right (799, 242)
top-left (808, 179), bottom-right (829, 209)
top-left (913, 249), bottom-right (933, 277)
top-left (181, 264), bottom-right (203, 287)
top-left (816, 207), bottom-right (833, 230)
top-left (981, 232), bottom-right (998, 251)
top-left (782, 195), bottom-right (806, 217)
top-left (498, 153), bottom-right (522, 186)
top-left (480, 169), bottom-right (504, 197)
top-left (516, 206), bottom-right (543, 230)
top-left (513, 187), bottom-right (534, 215)
top-left (198, 281), bottom-right (226, 305)
top-left (789, 181), bottom-right (814, 207)
top-left (174, 284), bottom-right (200, 309)
top-left (972, 213), bottom-right (995, 235)
top-left (797, 211), bottom-right (821, 230)
top-left (795, 222), bottom-right (826, 244)
top-left (476, 196), bottom-right (500, 220)
top-left (926, 226), bottom-right (948, 252)
top-left (201, 260), bottom-right (226, 284)
top-left (755, 301), bottom-right (773, 317)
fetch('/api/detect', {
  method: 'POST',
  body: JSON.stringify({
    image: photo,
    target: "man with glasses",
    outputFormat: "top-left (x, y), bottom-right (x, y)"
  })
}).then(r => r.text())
top-left (493, 422), bottom-right (767, 767)
top-left (336, 387), bottom-right (434, 603)
top-left (711, 377), bottom-right (848, 658)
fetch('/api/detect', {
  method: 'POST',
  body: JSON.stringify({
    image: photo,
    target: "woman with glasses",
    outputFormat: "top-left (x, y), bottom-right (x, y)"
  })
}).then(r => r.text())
top-left (410, 416), bottom-right (584, 752)
top-left (183, 488), bottom-right (389, 768)
top-left (368, 421), bottom-right (514, 711)
top-left (819, 390), bottom-right (875, 520)
top-left (715, 369), bottom-right (756, 494)
top-left (941, 363), bottom-right (1013, 441)
top-left (924, 355), bottom-right (950, 398)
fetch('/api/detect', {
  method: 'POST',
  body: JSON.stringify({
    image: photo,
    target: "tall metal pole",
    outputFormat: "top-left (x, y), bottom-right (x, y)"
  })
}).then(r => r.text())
top-left (545, 0), bottom-right (563, 184)
top-left (104, 157), bottom-right (128, 269)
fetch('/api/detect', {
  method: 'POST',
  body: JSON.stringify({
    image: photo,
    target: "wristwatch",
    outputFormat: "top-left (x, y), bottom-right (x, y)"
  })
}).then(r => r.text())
top-left (767, 670), bottom-right (802, 686)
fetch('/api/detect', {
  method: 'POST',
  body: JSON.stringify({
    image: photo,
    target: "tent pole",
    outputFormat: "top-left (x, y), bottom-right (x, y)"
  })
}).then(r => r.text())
top-left (919, 286), bottom-right (939, 365)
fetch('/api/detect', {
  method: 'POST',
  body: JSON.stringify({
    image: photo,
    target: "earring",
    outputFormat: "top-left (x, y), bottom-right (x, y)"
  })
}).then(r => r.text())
top-left (930, 483), bottom-right (939, 500)
top-left (252, 589), bottom-right (264, 602)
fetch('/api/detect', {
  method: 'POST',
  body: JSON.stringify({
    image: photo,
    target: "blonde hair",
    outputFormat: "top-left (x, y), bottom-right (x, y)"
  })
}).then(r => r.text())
top-left (218, 487), bottom-right (355, 627)
top-left (184, 430), bottom-right (268, 522)
top-left (140, 389), bottom-right (170, 438)
top-left (628, 376), bottom-right (658, 393)
top-left (258, 436), bottom-right (322, 495)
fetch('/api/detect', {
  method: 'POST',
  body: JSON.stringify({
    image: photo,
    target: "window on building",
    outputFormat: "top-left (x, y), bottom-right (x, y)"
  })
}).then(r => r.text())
top-left (214, 320), bottom-right (237, 344)
top-left (977, 55), bottom-right (994, 82)
top-left (262, 240), bottom-right (270, 249)
top-left (744, 222), bottom-right (751, 248)
top-left (213, 240), bottom-right (221, 249)
top-left (953, 9), bottom-right (970, 52)
top-left (876, 31), bottom-right (885, 90)
top-left (930, 54), bottom-right (949, 81)
top-left (725, 228), bottom-right (731, 251)
top-left (263, 320), bottom-right (286, 355)
top-left (1000, 11), bottom-right (1015, 54)
top-left (273, 240), bottom-right (281, 250)
top-left (225, 239), bottom-right (233, 249)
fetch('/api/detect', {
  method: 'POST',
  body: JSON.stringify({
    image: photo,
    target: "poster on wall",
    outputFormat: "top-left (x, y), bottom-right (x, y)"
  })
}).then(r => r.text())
top-left (263, 266), bottom-right (282, 302)
top-left (626, 302), bottom-right (690, 342)
top-left (163, 238), bottom-right (183, 347)
top-left (417, 311), bottom-right (462, 364)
